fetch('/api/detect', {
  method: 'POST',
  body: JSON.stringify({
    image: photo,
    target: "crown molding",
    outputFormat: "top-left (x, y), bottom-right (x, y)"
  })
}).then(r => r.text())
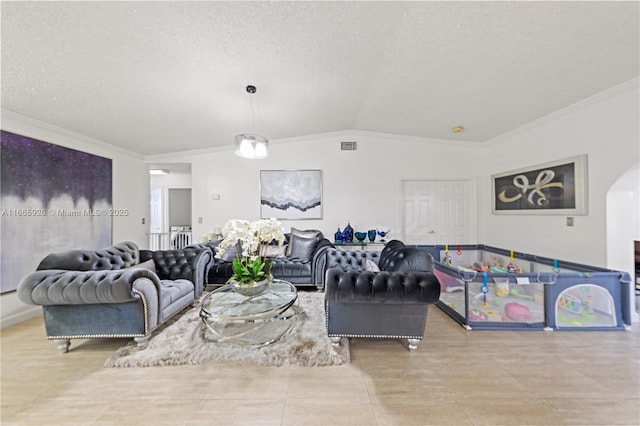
top-left (1, 109), bottom-right (144, 159)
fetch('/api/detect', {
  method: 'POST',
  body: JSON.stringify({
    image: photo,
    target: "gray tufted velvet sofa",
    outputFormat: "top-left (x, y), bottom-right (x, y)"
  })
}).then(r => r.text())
top-left (190, 232), bottom-right (335, 289)
top-left (324, 240), bottom-right (441, 350)
top-left (18, 241), bottom-right (210, 353)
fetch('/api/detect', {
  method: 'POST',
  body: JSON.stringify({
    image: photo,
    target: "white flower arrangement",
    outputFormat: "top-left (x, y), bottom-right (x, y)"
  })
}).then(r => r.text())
top-left (215, 218), bottom-right (285, 284)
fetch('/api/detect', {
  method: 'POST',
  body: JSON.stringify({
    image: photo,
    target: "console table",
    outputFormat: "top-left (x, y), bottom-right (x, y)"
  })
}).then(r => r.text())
top-left (333, 242), bottom-right (386, 251)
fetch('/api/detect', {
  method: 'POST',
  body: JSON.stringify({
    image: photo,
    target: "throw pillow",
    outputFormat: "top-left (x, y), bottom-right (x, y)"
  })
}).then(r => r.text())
top-left (127, 259), bottom-right (157, 274)
top-left (287, 234), bottom-right (318, 263)
top-left (286, 228), bottom-right (321, 256)
top-left (291, 227), bottom-right (321, 239)
top-left (261, 244), bottom-right (287, 258)
top-left (218, 241), bottom-right (242, 263)
top-left (365, 259), bottom-right (380, 272)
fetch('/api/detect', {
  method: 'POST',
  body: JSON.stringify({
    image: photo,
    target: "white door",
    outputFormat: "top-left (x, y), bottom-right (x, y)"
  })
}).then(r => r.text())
top-left (402, 180), bottom-right (476, 245)
top-left (436, 181), bottom-right (474, 244)
top-left (403, 181), bottom-right (438, 244)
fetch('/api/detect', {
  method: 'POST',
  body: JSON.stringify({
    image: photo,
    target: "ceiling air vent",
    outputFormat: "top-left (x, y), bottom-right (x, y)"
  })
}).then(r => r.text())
top-left (341, 141), bottom-right (357, 151)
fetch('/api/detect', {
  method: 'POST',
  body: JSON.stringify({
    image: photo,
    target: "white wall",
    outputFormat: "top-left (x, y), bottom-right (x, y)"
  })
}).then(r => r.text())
top-left (148, 132), bottom-right (484, 242)
top-left (480, 79), bottom-right (639, 267)
top-left (1, 110), bottom-right (150, 327)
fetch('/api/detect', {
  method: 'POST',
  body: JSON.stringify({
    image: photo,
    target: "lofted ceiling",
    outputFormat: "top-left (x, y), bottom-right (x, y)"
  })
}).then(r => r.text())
top-left (1, 1), bottom-right (638, 156)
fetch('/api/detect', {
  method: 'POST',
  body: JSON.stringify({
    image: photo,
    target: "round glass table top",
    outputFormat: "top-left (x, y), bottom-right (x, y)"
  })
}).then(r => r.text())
top-left (200, 279), bottom-right (297, 321)
top-left (199, 279), bottom-right (299, 345)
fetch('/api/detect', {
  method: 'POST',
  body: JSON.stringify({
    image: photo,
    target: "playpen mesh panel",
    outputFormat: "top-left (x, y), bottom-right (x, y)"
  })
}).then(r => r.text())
top-left (555, 284), bottom-right (617, 328)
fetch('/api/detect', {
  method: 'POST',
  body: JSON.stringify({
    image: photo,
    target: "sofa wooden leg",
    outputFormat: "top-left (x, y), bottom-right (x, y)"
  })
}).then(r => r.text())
top-left (329, 336), bottom-right (342, 347)
top-left (407, 338), bottom-right (420, 351)
top-left (53, 339), bottom-right (70, 353)
top-left (134, 335), bottom-right (151, 346)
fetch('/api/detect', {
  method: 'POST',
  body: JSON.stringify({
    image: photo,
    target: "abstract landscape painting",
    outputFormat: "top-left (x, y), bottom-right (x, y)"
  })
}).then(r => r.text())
top-left (260, 170), bottom-right (322, 219)
top-left (0, 131), bottom-right (112, 293)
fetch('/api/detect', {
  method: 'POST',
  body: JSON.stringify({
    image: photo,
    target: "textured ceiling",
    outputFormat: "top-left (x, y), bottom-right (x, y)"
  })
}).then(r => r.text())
top-left (2, 1), bottom-right (638, 156)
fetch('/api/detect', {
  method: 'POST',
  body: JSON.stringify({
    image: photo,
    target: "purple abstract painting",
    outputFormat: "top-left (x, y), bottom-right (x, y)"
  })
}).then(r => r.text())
top-left (1, 131), bottom-right (113, 293)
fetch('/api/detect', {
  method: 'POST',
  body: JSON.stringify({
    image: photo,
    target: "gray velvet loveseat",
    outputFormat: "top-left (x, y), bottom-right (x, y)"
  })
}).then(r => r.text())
top-left (17, 241), bottom-right (210, 353)
top-left (324, 240), bottom-right (441, 350)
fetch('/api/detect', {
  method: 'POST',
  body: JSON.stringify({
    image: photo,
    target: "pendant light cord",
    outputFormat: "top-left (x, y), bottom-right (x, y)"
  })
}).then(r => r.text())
top-left (250, 94), bottom-right (255, 133)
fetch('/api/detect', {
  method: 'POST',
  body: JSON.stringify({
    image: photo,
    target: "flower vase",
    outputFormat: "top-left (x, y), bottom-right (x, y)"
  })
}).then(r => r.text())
top-left (230, 279), bottom-right (271, 297)
top-left (344, 222), bottom-right (354, 243)
top-left (377, 229), bottom-right (390, 243)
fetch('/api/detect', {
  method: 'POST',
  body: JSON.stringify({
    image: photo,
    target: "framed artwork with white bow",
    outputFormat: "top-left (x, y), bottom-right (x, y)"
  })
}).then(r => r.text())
top-left (492, 155), bottom-right (588, 215)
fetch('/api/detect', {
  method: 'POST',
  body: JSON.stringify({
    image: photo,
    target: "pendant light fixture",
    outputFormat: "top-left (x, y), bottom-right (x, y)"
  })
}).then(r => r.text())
top-left (234, 85), bottom-right (269, 159)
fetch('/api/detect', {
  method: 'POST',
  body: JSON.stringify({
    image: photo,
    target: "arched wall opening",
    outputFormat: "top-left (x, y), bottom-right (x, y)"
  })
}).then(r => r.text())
top-left (606, 162), bottom-right (639, 323)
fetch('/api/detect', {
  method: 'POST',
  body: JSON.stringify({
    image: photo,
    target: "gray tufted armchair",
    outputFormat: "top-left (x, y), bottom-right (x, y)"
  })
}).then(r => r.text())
top-left (18, 241), bottom-right (210, 353)
top-left (324, 240), bottom-right (441, 350)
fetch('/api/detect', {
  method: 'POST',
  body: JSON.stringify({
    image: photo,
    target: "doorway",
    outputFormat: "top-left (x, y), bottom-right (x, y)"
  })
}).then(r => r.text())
top-left (148, 163), bottom-right (192, 250)
top-left (168, 188), bottom-right (192, 249)
top-left (168, 188), bottom-right (192, 229)
top-left (401, 180), bottom-right (477, 245)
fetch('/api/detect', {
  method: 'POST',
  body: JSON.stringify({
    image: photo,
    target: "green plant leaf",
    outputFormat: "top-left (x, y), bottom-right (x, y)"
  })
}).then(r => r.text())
top-left (230, 256), bottom-right (271, 284)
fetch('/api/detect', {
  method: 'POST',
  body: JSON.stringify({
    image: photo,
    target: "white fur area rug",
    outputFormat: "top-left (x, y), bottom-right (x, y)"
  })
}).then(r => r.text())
top-left (104, 291), bottom-right (349, 368)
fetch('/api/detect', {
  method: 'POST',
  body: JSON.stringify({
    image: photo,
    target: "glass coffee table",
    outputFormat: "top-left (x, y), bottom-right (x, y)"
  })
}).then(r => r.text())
top-left (199, 279), bottom-right (298, 345)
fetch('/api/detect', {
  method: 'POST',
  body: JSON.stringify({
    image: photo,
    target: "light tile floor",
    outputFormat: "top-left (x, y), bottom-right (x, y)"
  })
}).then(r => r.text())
top-left (2, 305), bottom-right (639, 425)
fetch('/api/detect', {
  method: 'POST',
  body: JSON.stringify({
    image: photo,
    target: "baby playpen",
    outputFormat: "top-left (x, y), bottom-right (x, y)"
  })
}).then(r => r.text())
top-left (418, 245), bottom-right (632, 331)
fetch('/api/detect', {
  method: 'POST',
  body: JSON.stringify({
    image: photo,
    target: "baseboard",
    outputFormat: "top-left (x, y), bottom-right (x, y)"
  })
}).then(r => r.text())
top-left (1, 307), bottom-right (41, 329)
